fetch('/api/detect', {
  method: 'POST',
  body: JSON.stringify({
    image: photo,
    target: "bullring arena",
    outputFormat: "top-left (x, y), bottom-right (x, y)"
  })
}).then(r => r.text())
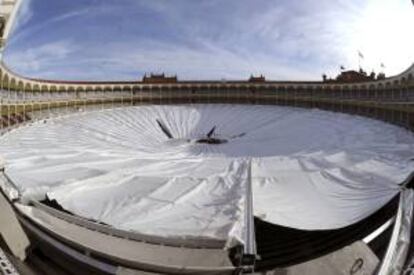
top-left (0, 1), bottom-right (414, 275)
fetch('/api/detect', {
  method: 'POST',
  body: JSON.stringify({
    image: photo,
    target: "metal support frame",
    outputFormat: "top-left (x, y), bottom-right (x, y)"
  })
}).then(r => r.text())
top-left (242, 160), bottom-right (257, 268)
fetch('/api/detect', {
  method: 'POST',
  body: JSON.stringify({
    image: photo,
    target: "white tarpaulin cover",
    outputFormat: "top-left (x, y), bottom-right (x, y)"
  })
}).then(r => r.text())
top-left (0, 104), bottom-right (413, 244)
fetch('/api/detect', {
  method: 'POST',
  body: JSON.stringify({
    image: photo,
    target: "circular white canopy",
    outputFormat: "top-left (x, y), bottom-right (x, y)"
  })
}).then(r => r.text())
top-left (1, 105), bottom-right (413, 245)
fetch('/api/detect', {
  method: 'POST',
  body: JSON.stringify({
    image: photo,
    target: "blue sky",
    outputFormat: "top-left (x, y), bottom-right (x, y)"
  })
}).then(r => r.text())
top-left (2, 0), bottom-right (414, 81)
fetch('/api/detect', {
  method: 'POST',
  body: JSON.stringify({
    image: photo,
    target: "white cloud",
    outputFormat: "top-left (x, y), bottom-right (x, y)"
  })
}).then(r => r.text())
top-left (8, 3), bottom-right (108, 47)
top-left (344, 0), bottom-right (414, 76)
top-left (13, 0), bottom-right (33, 30)
top-left (4, 0), bottom-right (413, 81)
top-left (5, 40), bottom-right (76, 75)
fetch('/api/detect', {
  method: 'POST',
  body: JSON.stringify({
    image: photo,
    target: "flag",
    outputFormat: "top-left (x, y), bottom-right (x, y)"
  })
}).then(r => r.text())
top-left (358, 51), bottom-right (364, 59)
top-left (380, 63), bottom-right (385, 68)
top-left (340, 65), bottom-right (345, 70)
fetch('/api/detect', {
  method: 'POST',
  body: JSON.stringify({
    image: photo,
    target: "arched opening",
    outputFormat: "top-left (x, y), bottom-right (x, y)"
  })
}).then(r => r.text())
top-left (360, 85), bottom-right (368, 99)
top-left (55, 86), bottom-right (66, 102)
top-left (58, 86), bottom-right (67, 94)
top-left (123, 86), bottom-right (132, 92)
top-left (2, 74), bottom-right (9, 89)
top-left (25, 83), bottom-right (32, 92)
top-left (393, 79), bottom-right (399, 86)
top-left (341, 86), bottom-right (349, 100)
top-left (332, 86), bottom-right (340, 98)
top-left (408, 74), bottom-right (414, 88)
top-left (33, 84), bottom-right (40, 93)
top-left (76, 87), bottom-right (85, 100)
top-left (368, 84), bottom-right (376, 98)
top-left (32, 84), bottom-right (40, 102)
top-left (351, 85), bottom-right (357, 98)
top-left (67, 87), bottom-right (75, 94)
top-left (40, 85), bottom-right (48, 93)
top-left (9, 78), bottom-right (16, 91)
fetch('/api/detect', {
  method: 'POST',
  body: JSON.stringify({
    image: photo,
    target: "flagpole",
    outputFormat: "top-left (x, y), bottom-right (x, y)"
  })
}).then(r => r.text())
top-left (358, 51), bottom-right (364, 71)
top-left (380, 63), bottom-right (385, 74)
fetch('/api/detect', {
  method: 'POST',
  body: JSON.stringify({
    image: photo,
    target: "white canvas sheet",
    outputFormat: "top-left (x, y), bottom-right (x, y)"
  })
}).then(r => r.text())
top-left (0, 104), bottom-right (413, 242)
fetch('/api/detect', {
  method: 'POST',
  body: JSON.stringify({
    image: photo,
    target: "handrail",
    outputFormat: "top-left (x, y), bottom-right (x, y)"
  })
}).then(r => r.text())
top-left (377, 189), bottom-right (414, 275)
top-left (30, 200), bottom-right (227, 250)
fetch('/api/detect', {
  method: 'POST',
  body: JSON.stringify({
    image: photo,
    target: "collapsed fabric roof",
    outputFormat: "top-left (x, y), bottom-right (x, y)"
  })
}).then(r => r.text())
top-left (0, 104), bottom-right (413, 246)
